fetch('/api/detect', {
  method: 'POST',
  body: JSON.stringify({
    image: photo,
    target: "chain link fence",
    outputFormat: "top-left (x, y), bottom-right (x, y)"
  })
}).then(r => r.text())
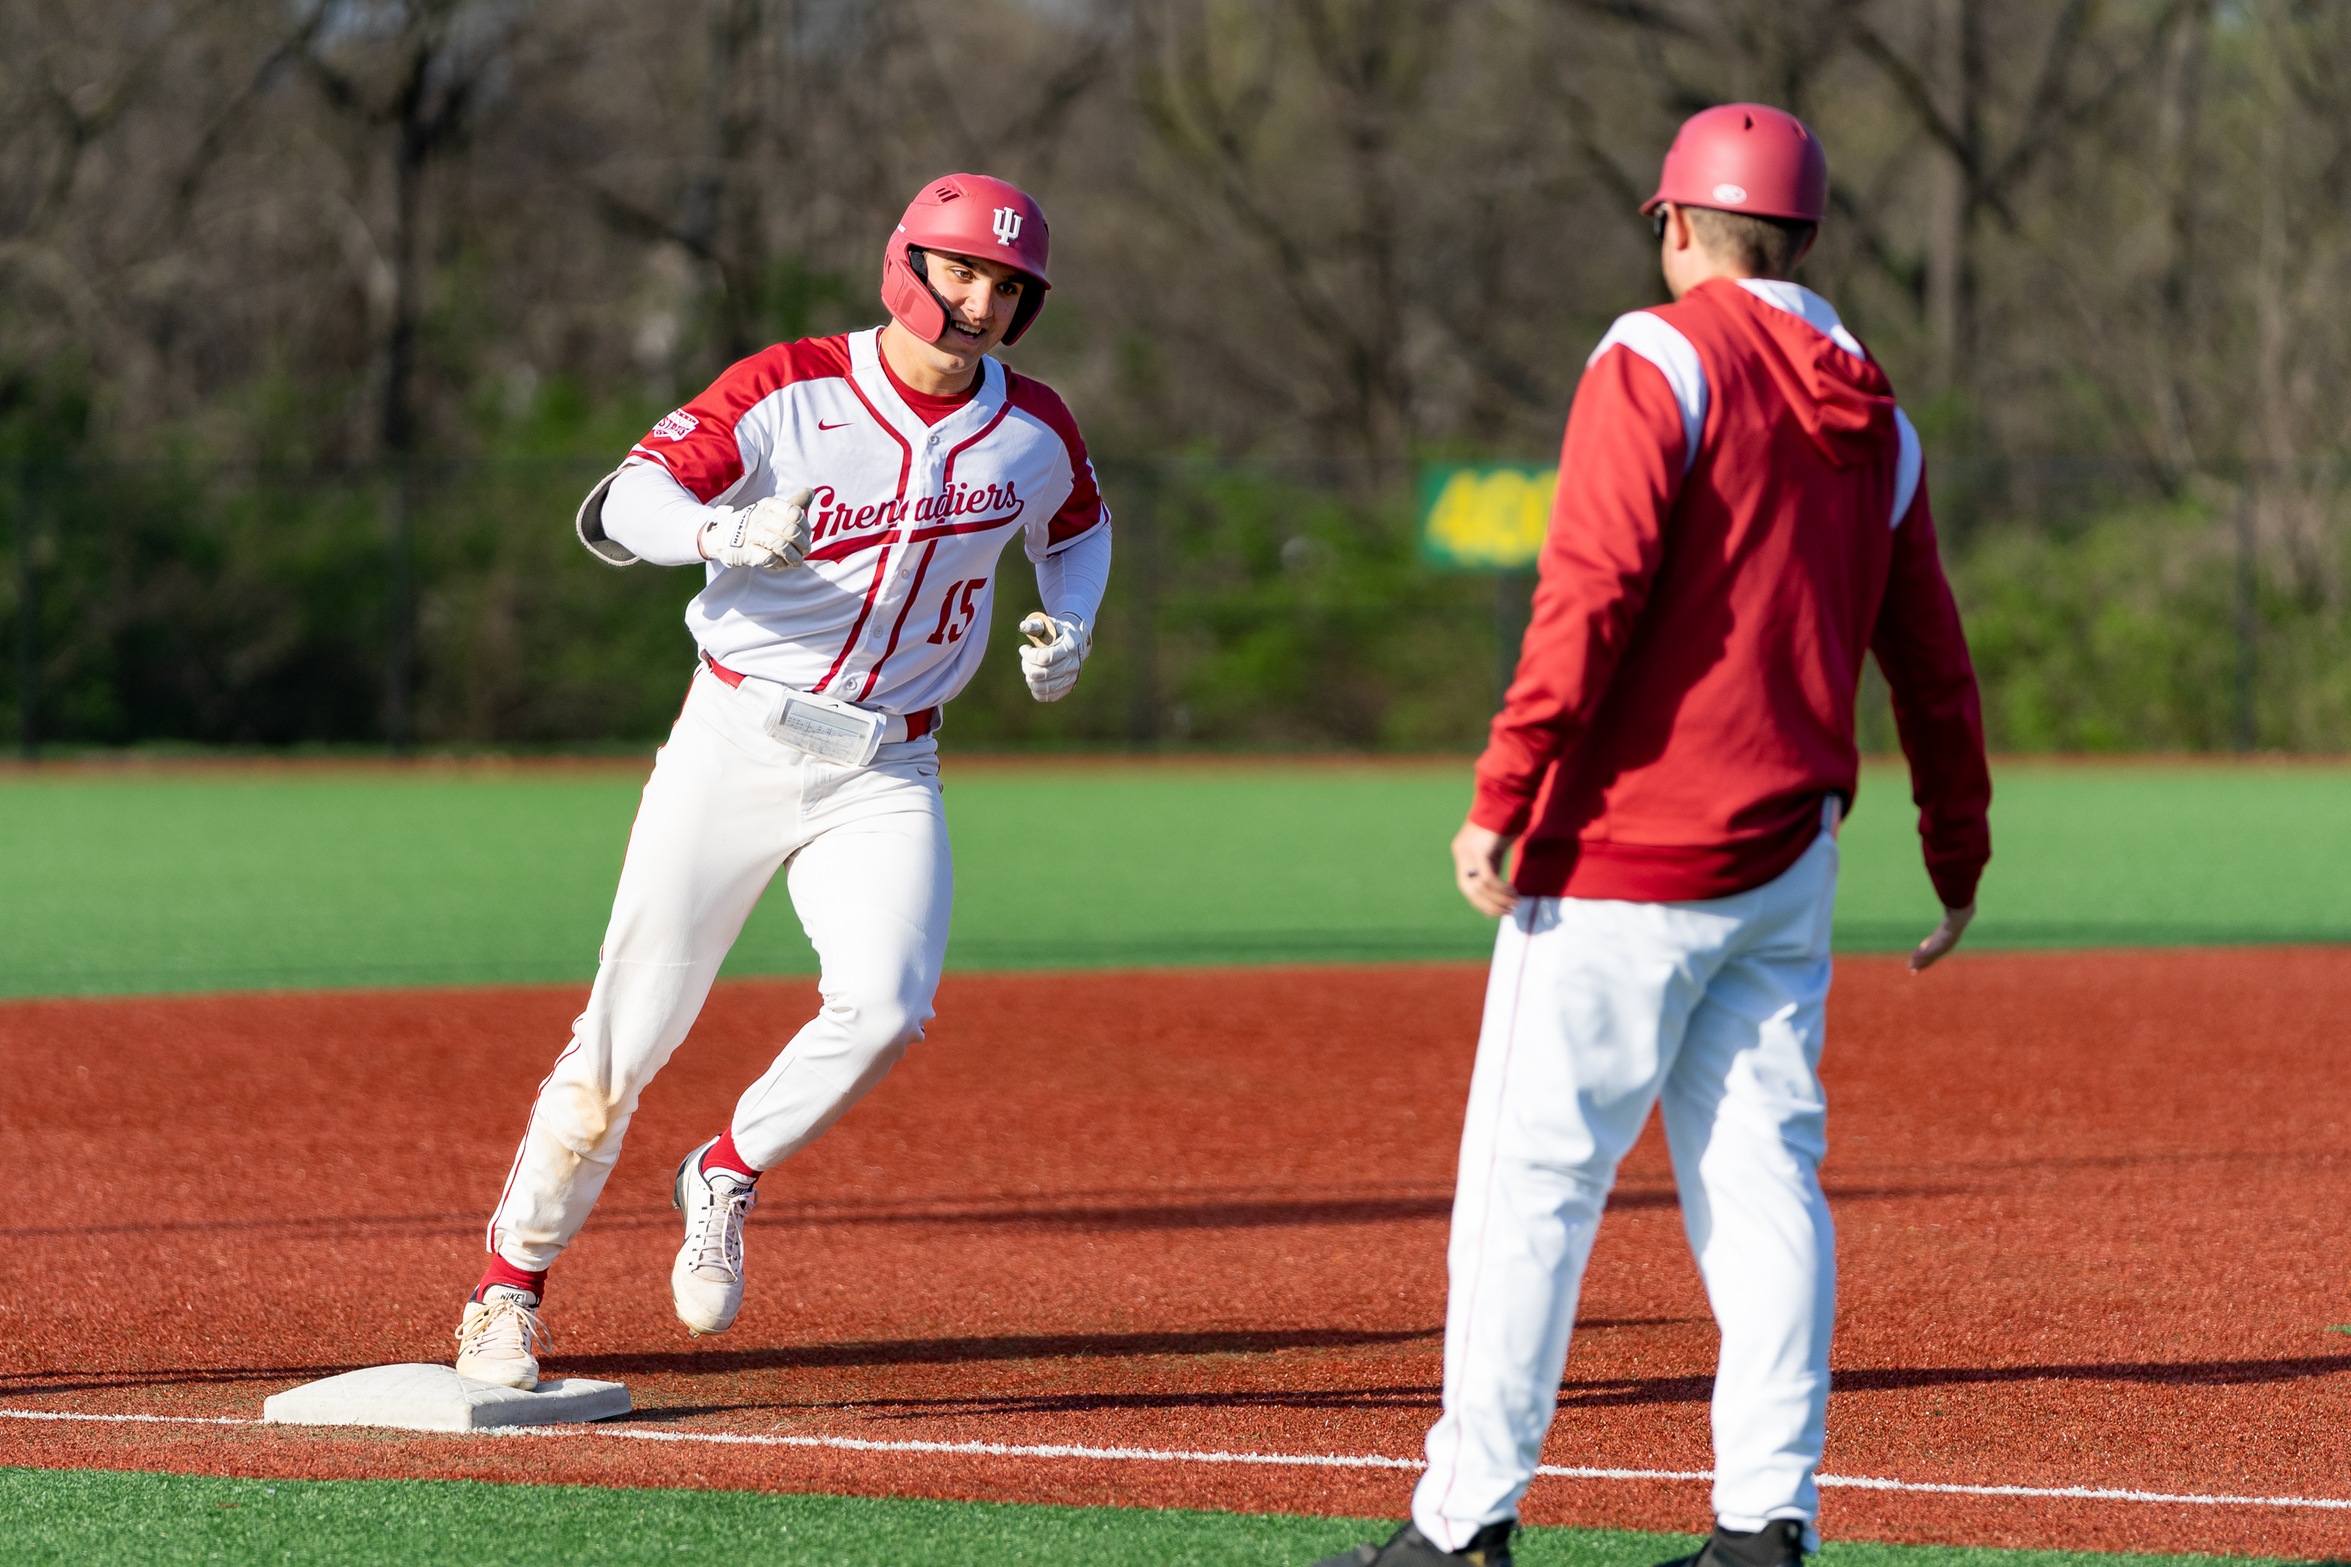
top-left (0, 456), bottom-right (1512, 756)
top-left (4, 454), bottom-right (2347, 756)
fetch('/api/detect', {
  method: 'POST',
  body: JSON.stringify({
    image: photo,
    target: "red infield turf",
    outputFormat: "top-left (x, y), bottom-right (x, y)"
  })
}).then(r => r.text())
top-left (1, 954), bottom-right (2347, 1558)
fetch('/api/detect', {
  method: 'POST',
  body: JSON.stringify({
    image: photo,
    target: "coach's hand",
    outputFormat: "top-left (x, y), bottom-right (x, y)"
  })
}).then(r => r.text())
top-left (1018, 612), bottom-right (1089, 702)
top-left (1908, 902), bottom-right (1974, 973)
top-left (1452, 820), bottom-right (1519, 918)
top-left (700, 487), bottom-right (814, 570)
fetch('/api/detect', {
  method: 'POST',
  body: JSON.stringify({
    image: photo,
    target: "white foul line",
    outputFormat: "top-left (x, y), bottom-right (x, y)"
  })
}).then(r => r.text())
top-left (3, 1406), bottom-right (2347, 1512)
top-left (507, 1425), bottom-right (1423, 1471)
top-left (0, 1409), bottom-right (248, 1427)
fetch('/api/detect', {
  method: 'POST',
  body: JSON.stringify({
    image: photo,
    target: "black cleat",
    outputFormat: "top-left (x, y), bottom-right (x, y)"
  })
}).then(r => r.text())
top-left (1655, 1520), bottom-right (1809, 1567)
top-left (1313, 1519), bottom-right (1515, 1566)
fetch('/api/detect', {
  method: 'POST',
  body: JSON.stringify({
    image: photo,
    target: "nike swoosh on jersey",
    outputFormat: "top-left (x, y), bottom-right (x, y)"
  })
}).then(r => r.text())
top-left (817, 419), bottom-right (852, 431)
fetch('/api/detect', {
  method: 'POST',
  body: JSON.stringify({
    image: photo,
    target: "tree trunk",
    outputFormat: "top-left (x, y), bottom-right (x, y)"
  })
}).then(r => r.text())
top-left (14, 468), bottom-right (34, 760)
top-left (381, 85), bottom-right (428, 755)
top-left (1925, 0), bottom-right (1983, 397)
top-left (2152, 0), bottom-right (2211, 475)
top-left (1124, 466), bottom-right (1161, 751)
top-left (691, 0), bottom-right (767, 363)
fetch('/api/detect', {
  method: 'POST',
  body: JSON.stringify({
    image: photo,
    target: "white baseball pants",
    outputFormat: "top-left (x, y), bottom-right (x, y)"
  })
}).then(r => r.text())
top-left (487, 665), bottom-right (951, 1272)
top-left (1413, 818), bottom-right (1839, 1550)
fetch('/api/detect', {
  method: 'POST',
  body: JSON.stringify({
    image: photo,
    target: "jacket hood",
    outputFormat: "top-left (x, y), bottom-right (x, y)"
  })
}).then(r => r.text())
top-left (1691, 277), bottom-right (1892, 469)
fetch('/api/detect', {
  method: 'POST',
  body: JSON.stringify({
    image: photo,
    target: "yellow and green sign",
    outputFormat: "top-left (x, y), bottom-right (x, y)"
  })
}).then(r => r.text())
top-left (1418, 464), bottom-right (1554, 570)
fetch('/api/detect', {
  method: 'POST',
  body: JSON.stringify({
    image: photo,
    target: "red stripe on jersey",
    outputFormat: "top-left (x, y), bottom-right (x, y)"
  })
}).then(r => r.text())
top-left (634, 336), bottom-right (855, 502)
top-left (908, 512), bottom-right (1023, 546)
top-left (859, 538), bottom-right (941, 702)
top-left (1005, 371), bottom-right (1107, 547)
top-left (805, 533), bottom-right (890, 566)
top-left (814, 550), bottom-right (895, 696)
top-left (941, 400), bottom-right (1014, 489)
top-left (809, 373), bottom-right (916, 695)
top-left (806, 506), bottom-right (1026, 566)
top-left (841, 372), bottom-right (914, 501)
top-left (797, 381), bottom-right (1023, 569)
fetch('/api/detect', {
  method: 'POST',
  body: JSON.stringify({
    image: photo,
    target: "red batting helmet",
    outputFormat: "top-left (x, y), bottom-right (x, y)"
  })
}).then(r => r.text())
top-left (881, 173), bottom-right (1052, 346)
top-left (1642, 103), bottom-right (1828, 224)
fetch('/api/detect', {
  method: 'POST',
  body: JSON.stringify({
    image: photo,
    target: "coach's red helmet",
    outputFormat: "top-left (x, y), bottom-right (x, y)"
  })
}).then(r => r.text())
top-left (881, 173), bottom-right (1052, 346)
top-left (1642, 103), bottom-right (1828, 224)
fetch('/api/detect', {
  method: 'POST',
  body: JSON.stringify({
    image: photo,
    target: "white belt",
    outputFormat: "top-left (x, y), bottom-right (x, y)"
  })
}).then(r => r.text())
top-left (702, 654), bottom-right (936, 763)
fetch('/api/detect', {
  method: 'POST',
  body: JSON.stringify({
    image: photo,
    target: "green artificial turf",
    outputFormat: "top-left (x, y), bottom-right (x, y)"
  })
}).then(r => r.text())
top-left (3, 759), bottom-right (2349, 998)
top-left (0, 1468), bottom-right (2310, 1567)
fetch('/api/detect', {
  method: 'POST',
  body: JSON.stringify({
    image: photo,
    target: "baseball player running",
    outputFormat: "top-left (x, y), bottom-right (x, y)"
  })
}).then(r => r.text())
top-left (452, 173), bottom-right (1110, 1389)
top-left (1318, 107), bottom-right (1991, 1567)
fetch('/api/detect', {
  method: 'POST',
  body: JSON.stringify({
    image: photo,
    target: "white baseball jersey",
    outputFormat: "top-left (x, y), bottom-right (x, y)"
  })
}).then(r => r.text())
top-left (623, 327), bottom-right (1108, 715)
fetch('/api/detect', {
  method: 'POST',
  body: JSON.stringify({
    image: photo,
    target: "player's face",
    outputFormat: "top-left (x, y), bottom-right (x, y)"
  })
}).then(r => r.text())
top-left (922, 250), bottom-right (1025, 364)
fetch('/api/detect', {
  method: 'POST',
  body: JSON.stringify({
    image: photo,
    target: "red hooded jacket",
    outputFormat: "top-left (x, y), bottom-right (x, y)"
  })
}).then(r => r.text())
top-left (1471, 277), bottom-right (1991, 908)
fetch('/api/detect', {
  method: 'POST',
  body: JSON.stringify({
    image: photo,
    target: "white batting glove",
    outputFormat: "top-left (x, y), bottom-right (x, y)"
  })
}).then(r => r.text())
top-left (1018, 612), bottom-right (1090, 702)
top-left (699, 487), bottom-right (813, 570)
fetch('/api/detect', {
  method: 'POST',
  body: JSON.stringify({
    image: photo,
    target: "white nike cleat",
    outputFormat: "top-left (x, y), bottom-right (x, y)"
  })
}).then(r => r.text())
top-left (671, 1138), bottom-right (758, 1337)
top-left (453, 1285), bottom-right (550, 1390)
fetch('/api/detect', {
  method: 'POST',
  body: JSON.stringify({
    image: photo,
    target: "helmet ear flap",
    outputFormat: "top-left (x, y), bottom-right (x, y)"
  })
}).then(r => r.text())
top-left (1002, 279), bottom-right (1046, 345)
top-left (887, 239), bottom-right (1048, 348)
top-left (881, 242), bottom-right (948, 343)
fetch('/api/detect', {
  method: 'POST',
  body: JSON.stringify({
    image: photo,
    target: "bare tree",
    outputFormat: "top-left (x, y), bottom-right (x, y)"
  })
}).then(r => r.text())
top-left (299, 0), bottom-right (522, 749)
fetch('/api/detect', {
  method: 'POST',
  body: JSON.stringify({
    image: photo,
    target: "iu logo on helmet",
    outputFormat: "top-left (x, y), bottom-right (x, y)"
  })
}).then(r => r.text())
top-left (991, 206), bottom-right (1023, 245)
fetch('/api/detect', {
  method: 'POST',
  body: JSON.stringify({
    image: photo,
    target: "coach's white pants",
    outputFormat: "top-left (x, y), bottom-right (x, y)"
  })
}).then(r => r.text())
top-left (488, 666), bottom-right (951, 1272)
top-left (1413, 822), bottom-right (1839, 1550)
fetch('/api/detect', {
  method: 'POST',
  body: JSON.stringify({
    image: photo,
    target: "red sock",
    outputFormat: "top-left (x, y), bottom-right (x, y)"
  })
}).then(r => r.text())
top-left (700, 1128), bottom-right (761, 1182)
top-left (472, 1255), bottom-right (548, 1302)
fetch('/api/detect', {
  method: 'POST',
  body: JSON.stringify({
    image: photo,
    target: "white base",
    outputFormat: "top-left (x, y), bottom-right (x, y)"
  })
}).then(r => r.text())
top-left (261, 1364), bottom-right (631, 1433)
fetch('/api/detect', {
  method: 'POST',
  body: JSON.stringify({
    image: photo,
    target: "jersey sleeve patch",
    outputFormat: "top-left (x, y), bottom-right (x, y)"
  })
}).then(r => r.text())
top-left (630, 336), bottom-right (854, 503)
top-left (1587, 311), bottom-right (1709, 475)
top-left (1005, 371), bottom-right (1108, 550)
